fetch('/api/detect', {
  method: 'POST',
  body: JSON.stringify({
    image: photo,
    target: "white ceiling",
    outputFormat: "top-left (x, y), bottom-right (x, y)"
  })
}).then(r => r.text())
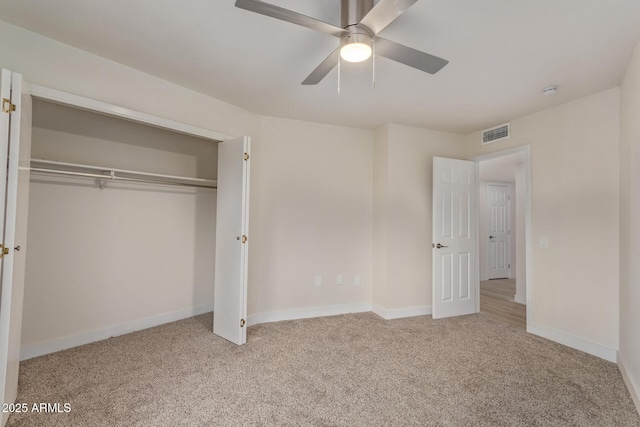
top-left (1, 0), bottom-right (639, 133)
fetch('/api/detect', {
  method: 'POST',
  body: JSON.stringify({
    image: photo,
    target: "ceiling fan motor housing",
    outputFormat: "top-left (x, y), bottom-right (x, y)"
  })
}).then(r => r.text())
top-left (341, 0), bottom-right (374, 28)
top-left (340, 28), bottom-right (373, 49)
top-left (340, 0), bottom-right (374, 56)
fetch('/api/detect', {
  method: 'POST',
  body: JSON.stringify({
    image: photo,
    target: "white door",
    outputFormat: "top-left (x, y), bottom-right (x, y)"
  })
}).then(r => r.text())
top-left (432, 157), bottom-right (477, 319)
top-left (0, 70), bottom-right (32, 427)
top-left (487, 183), bottom-right (510, 279)
top-left (214, 136), bottom-right (250, 345)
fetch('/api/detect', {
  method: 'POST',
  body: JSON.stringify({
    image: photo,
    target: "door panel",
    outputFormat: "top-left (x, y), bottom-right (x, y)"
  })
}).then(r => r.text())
top-left (432, 157), bottom-right (477, 319)
top-left (213, 136), bottom-right (250, 345)
top-left (0, 70), bottom-right (10, 248)
top-left (0, 70), bottom-right (32, 427)
top-left (487, 183), bottom-right (510, 279)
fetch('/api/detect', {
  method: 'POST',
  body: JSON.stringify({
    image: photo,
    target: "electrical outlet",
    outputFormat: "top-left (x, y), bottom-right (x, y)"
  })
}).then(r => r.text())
top-left (354, 275), bottom-right (361, 286)
top-left (314, 275), bottom-right (322, 287)
top-left (337, 274), bottom-right (344, 285)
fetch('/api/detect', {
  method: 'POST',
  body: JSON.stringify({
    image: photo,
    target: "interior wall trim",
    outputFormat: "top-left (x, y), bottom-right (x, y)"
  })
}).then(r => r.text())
top-left (372, 305), bottom-right (432, 320)
top-left (20, 303), bottom-right (214, 361)
top-left (618, 351), bottom-right (640, 414)
top-left (246, 303), bottom-right (372, 327)
top-left (28, 84), bottom-right (231, 142)
top-left (528, 322), bottom-right (617, 362)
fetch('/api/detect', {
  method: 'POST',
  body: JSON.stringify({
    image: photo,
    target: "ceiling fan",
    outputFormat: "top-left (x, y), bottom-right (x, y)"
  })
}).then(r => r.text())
top-left (235, 0), bottom-right (449, 85)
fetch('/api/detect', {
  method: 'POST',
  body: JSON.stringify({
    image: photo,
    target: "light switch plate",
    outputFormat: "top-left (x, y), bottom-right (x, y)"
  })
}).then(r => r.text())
top-left (539, 237), bottom-right (549, 249)
top-left (314, 275), bottom-right (322, 287)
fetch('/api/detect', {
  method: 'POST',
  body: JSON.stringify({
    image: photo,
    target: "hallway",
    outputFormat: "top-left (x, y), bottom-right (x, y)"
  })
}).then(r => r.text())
top-left (480, 278), bottom-right (526, 329)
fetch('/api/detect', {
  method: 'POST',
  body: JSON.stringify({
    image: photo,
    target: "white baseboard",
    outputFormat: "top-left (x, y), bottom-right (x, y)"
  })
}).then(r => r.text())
top-left (372, 304), bottom-right (432, 320)
top-left (527, 322), bottom-right (617, 362)
top-left (20, 304), bottom-right (214, 361)
top-left (618, 351), bottom-right (640, 415)
top-left (514, 293), bottom-right (526, 305)
top-left (246, 303), bottom-right (372, 327)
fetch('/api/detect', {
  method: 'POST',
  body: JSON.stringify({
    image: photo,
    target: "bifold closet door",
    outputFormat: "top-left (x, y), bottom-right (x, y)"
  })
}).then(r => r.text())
top-left (0, 69), bottom-right (32, 427)
top-left (214, 136), bottom-right (250, 345)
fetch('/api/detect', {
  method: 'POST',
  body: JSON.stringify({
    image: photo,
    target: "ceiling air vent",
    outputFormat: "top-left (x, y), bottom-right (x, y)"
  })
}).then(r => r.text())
top-left (482, 123), bottom-right (510, 145)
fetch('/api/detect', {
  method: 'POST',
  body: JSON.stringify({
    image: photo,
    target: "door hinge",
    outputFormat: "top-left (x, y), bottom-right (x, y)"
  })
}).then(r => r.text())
top-left (242, 235), bottom-right (247, 243)
top-left (243, 153), bottom-right (249, 161)
top-left (240, 319), bottom-right (246, 327)
top-left (2, 98), bottom-right (16, 114)
top-left (0, 244), bottom-right (9, 258)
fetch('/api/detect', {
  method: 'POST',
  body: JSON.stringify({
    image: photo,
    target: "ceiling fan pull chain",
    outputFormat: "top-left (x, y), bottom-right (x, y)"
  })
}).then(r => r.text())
top-left (372, 37), bottom-right (376, 89)
top-left (338, 54), bottom-right (342, 94)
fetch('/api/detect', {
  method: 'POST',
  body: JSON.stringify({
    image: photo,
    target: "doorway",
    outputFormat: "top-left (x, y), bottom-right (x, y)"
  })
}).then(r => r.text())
top-left (475, 147), bottom-right (530, 329)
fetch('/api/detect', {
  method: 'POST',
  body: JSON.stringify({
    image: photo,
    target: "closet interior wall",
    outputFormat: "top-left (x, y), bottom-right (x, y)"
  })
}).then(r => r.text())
top-left (22, 100), bottom-right (218, 356)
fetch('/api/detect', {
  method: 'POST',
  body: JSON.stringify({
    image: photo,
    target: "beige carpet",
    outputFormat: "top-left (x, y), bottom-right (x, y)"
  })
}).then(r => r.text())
top-left (7, 312), bottom-right (640, 426)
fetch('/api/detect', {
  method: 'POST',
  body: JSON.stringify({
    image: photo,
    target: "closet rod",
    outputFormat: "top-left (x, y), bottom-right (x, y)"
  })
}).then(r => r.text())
top-left (30, 159), bottom-right (217, 189)
top-left (31, 159), bottom-right (217, 186)
top-left (30, 168), bottom-right (218, 189)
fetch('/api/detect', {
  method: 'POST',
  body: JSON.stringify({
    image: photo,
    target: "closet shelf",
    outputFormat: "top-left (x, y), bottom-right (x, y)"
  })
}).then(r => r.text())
top-left (30, 159), bottom-right (217, 189)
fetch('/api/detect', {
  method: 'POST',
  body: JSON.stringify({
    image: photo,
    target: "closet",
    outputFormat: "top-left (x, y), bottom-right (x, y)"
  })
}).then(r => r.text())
top-left (0, 69), bottom-right (250, 418)
top-left (26, 99), bottom-right (219, 351)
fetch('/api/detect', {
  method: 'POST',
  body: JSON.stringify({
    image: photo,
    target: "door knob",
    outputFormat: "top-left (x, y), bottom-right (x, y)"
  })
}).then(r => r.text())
top-left (489, 235), bottom-right (495, 239)
top-left (432, 243), bottom-right (448, 249)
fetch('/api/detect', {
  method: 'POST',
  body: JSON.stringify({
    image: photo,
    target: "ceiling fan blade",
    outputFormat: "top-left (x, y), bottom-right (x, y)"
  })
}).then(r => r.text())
top-left (235, 0), bottom-right (348, 38)
top-left (374, 37), bottom-right (448, 74)
top-left (302, 48), bottom-right (340, 85)
top-left (359, 0), bottom-right (419, 35)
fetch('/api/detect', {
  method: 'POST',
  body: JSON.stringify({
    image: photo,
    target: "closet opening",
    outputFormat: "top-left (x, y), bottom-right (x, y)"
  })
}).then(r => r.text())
top-left (21, 99), bottom-right (220, 359)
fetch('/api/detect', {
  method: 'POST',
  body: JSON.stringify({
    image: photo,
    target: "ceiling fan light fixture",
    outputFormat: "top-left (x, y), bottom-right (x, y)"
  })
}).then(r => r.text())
top-left (340, 33), bottom-right (372, 63)
top-left (340, 42), bottom-right (372, 62)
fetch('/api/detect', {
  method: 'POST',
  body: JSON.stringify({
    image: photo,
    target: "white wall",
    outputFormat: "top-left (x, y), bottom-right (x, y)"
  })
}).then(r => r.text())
top-left (0, 21), bottom-right (258, 139)
top-left (247, 116), bottom-right (373, 320)
top-left (465, 88), bottom-right (621, 360)
top-left (372, 125), bottom-right (389, 313)
top-left (22, 101), bottom-right (217, 356)
top-left (373, 124), bottom-right (465, 316)
top-left (619, 40), bottom-right (640, 412)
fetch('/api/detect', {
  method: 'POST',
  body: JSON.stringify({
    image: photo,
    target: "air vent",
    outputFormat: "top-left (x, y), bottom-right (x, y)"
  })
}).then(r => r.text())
top-left (482, 123), bottom-right (510, 145)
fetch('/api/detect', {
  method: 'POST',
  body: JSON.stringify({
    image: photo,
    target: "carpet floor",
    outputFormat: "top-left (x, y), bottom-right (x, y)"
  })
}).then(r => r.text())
top-left (7, 312), bottom-right (640, 426)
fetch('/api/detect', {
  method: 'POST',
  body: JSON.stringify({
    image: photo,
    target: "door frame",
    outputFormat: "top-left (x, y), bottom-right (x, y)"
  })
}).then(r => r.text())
top-left (473, 145), bottom-right (532, 330)
top-left (28, 84), bottom-right (231, 142)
